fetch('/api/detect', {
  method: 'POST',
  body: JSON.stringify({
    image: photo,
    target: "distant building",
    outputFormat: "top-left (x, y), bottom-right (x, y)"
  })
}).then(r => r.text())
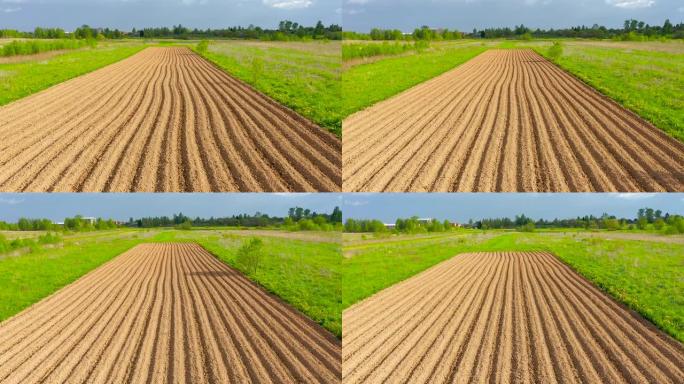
top-left (384, 223), bottom-right (396, 230)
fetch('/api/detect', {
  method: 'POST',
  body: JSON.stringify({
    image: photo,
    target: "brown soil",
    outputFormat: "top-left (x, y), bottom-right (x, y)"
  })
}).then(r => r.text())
top-left (0, 47), bottom-right (341, 192)
top-left (342, 251), bottom-right (684, 384)
top-left (342, 49), bottom-right (684, 192)
top-left (0, 243), bottom-right (341, 383)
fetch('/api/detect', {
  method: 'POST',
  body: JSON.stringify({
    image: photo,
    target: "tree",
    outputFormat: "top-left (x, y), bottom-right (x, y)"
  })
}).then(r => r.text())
top-left (663, 19), bottom-right (673, 34)
top-left (331, 206), bottom-right (342, 223)
top-left (236, 238), bottom-right (264, 274)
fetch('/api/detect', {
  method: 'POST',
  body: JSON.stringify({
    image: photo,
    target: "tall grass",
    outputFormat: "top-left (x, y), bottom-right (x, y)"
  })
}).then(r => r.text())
top-left (1, 39), bottom-right (95, 57)
top-left (342, 40), bottom-right (430, 60)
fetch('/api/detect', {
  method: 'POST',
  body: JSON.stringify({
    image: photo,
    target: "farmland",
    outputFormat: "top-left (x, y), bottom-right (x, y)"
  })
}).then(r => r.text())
top-left (0, 243), bottom-right (341, 383)
top-left (342, 230), bottom-right (684, 342)
top-left (0, 46), bottom-right (341, 192)
top-left (0, 228), bottom-right (341, 338)
top-left (343, 48), bottom-right (684, 192)
top-left (343, 251), bottom-right (684, 383)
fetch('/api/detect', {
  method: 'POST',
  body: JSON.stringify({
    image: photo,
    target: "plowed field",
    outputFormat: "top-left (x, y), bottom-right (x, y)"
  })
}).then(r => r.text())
top-left (342, 251), bottom-right (684, 384)
top-left (343, 49), bottom-right (684, 192)
top-left (0, 47), bottom-right (341, 192)
top-left (0, 243), bottom-right (341, 384)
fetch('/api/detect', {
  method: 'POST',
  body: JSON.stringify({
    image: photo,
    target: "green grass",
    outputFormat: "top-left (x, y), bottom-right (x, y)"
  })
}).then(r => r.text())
top-left (0, 229), bottom-right (146, 322)
top-left (343, 230), bottom-right (684, 342)
top-left (0, 228), bottom-right (342, 338)
top-left (341, 44), bottom-right (486, 117)
top-left (0, 42), bottom-right (146, 105)
top-left (195, 41), bottom-right (341, 136)
top-left (531, 42), bottom-right (684, 142)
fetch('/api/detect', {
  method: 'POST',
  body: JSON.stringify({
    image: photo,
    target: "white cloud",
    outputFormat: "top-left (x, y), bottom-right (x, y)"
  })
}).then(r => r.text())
top-left (614, 193), bottom-right (657, 200)
top-left (263, 0), bottom-right (313, 9)
top-left (344, 200), bottom-right (368, 207)
top-left (605, 0), bottom-right (655, 9)
top-left (0, 197), bottom-right (24, 205)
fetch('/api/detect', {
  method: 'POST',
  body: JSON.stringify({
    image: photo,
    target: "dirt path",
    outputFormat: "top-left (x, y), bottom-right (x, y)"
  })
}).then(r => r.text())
top-left (343, 49), bottom-right (684, 192)
top-left (0, 243), bottom-right (341, 383)
top-left (0, 47), bottom-right (341, 192)
top-left (343, 251), bottom-right (684, 383)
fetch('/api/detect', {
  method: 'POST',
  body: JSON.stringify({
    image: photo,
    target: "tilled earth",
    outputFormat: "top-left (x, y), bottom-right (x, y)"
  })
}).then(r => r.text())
top-left (342, 251), bottom-right (684, 384)
top-left (0, 47), bottom-right (341, 192)
top-left (0, 243), bottom-right (341, 384)
top-left (343, 49), bottom-right (684, 192)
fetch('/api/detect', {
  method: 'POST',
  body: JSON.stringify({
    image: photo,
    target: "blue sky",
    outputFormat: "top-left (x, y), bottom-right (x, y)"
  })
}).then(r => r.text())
top-left (0, 193), bottom-right (342, 221)
top-left (343, 0), bottom-right (684, 32)
top-left (0, 0), bottom-right (341, 31)
top-left (343, 193), bottom-right (684, 223)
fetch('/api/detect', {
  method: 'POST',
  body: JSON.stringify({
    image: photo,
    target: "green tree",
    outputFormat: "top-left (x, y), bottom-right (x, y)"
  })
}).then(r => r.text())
top-left (236, 238), bottom-right (264, 274)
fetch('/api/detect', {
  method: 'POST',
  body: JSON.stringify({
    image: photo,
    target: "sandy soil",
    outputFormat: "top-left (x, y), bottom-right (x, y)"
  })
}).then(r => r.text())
top-left (343, 251), bottom-right (684, 384)
top-left (0, 243), bottom-right (341, 383)
top-left (343, 49), bottom-right (684, 192)
top-left (0, 47), bottom-right (341, 192)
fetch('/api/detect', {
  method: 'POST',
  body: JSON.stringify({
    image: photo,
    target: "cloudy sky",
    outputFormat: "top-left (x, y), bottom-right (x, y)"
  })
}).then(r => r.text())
top-left (0, 0), bottom-right (341, 31)
top-left (343, 193), bottom-right (684, 223)
top-left (0, 193), bottom-right (342, 221)
top-left (343, 0), bottom-right (684, 32)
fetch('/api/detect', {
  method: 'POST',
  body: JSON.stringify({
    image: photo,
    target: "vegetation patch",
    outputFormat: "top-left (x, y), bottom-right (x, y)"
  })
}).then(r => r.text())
top-left (195, 41), bottom-right (342, 136)
top-left (0, 43), bottom-right (146, 105)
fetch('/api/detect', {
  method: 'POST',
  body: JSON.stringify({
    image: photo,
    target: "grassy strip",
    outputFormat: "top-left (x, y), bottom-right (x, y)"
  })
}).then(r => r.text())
top-left (2, 39), bottom-right (93, 57)
top-left (533, 43), bottom-right (684, 142)
top-left (342, 41), bottom-right (430, 60)
top-left (0, 43), bottom-right (146, 105)
top-left (194, 42), bottom-right (341, 136)
top-left (0, 231), bottom-right (146, 322)
top-left (154, 230), bottom-right (342, 337)
top-left (342, 231), bottom-right (684, 342)
top-left (341, 45), bottom-right (486, 117)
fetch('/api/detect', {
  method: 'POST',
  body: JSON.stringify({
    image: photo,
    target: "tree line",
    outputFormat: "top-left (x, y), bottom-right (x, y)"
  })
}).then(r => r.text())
top-left (346, 19), bottom-right (683, 41)
top-left (1, 20), bottom-right (342, 41)
top-left (127, 206), bottom-right (342, 230)
top-left (0, 215), bottom-right (117, 232)
top-left (345, 216), bottom-right (454, 234)
top-left (345, 208), bottom-right (684, 234)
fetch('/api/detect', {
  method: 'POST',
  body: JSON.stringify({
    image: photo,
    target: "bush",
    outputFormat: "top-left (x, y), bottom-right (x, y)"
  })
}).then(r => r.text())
top-left (518, 222), bottom-right (536, 232)
top-left (1, 39), bottom-right (91, 57)
top-left (547, 41), bottom-right (563, 61)
top-left (196, 40), bottom-right (209, 54)
top-left (176, 220), bottom-right (192, 230)
top-left (235, 238), bottom-right (264, 274)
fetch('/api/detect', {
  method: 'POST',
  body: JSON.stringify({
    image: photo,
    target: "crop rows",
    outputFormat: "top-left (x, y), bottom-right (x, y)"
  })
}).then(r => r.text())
top-left (0, 243), bottom-right (341, 383)
top-left (343, 49), bottom-right (684, 192)
top-left (0, 47), bottom-right (341, 192)
top-left (343, 251), bottom-right (684, 383)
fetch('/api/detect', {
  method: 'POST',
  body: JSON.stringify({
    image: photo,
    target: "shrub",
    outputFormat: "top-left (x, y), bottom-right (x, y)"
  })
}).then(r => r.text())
top-left (176, 220), bottom-right (192, 230)
top-left (196, 40), bottom-right (209, 54)
top-left (235, 238), bottom-right (264, 274)
top-left (547, 41), bottom-right (563, 61)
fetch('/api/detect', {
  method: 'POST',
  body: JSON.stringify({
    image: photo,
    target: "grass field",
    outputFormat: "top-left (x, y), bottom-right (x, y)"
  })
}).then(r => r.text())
top-left (0, 42), bottom-right (145, 105)
top-left (531, 40), bottom-right (684, 142)
top-left (342, 230), bottom-right (684, 342)
top-left (0, 228), bottom-right (342, 337)
top-left (341, 39), bottom-right (684, 142)
top-left (196, 40), bottom-right (342, 136)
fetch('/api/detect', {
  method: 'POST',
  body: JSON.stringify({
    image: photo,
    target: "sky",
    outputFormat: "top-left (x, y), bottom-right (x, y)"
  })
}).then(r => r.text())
top-left (0, 0), bottom-right (341, 31)
top-left (343, 193), bottom-right (684, 223)
top-left (0, 193), bottom-right (342, 221)
top-left (343, 0), bottom-right (684, 32)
